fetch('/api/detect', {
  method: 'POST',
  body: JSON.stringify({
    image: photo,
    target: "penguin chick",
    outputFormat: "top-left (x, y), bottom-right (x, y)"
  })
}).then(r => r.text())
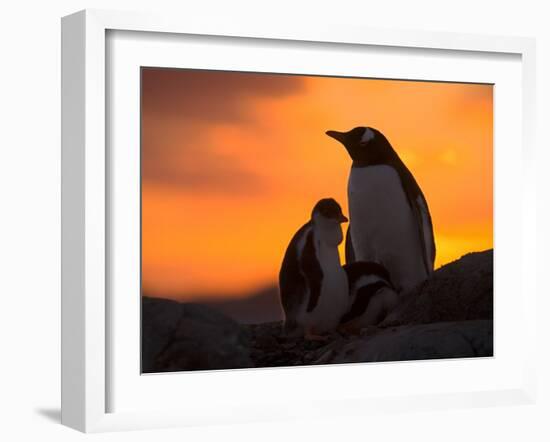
top-left (340, 261), bottom-right (399, 333)
top-left (279, 198), bottom-right (350, 340)
top-left (326, 126), bottom-right (436, 293)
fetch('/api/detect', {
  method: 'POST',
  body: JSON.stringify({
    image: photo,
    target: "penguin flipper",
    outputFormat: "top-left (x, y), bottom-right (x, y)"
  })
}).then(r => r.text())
top-left (279, 223), bottom-right (311, 328)
top-left (396, 166), bottom-right (436, 275)
top-left (415, 193), bottom-right (436, 272)
top-left (345, 224), bottom-right (356, 264)
top-left (280, 282), bottom-right (306, 334)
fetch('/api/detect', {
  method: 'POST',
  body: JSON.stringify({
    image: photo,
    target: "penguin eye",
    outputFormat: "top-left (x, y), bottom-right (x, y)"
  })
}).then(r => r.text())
top-left (322, 206), bottom-right (340, 219)
top-left (313, 198), bottom-right (343, 220)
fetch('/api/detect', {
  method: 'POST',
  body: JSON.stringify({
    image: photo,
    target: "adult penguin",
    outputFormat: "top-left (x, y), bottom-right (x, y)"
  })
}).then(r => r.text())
top-left (326, 126), bottom-right (436, 293)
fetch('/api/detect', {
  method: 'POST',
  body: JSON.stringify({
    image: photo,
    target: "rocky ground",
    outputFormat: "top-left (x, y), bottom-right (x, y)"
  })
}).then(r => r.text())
top-left (142, 250), bottom-right (493, 373)
top-left (246, 319), bottom-right (492, 367)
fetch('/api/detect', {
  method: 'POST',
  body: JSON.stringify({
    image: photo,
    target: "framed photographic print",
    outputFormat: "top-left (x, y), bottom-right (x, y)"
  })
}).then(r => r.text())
top-left (61, 9), bottom-right (538, 433)
top-left (140, 66), bottom-right (494, 373)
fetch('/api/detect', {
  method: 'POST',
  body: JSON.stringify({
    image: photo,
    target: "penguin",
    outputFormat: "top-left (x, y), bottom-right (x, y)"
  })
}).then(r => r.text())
top-left (326, 127), bottom-right (436, 293)
top-left (279, 198), bottom-right (350, 340)
top-left (340, 261), bottom-right (399, 333)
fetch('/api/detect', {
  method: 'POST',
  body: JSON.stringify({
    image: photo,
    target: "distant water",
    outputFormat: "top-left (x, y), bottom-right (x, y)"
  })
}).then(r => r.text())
top-left (143, 285), bottom-right (283, 324)
top-left (203, 286), bottom-right (283, 324)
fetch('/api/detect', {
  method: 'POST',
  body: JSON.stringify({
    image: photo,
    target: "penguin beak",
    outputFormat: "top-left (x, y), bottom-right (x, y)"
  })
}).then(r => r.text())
top-left (339, 214), bottom-right (349, 223)
top-left (325, 130), bottom-right (347, 145)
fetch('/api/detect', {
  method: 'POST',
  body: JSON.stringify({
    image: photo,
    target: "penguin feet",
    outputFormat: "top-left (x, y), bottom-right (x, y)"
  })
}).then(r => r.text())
top-left (304, 327), bottom-right (330, 342)
top-left (337, 322), bottom-right (361, 336)
top-left (359, 325), bottom-right (380, 337)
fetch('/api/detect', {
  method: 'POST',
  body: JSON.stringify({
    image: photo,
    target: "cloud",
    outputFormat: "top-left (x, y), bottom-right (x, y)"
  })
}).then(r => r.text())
top-left (142, 127), bottom-right (267, 194)
top-left (142, 67), bottom-right (304, 123)
top-left (141, 68), bottom-right (305, 193)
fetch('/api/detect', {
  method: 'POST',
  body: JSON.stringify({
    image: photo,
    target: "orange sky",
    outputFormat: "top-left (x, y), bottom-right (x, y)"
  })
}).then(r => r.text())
top-left (141, 68), bottom-right (493, 300)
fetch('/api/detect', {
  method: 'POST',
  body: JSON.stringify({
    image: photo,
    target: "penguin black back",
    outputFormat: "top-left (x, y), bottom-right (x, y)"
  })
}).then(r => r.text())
top-left (343, 261), bottom-right (393, 289)
top-left (278, 222), bottom-right (314, 329)
top-left (341, 261), bottom-right (395, 325)
top-left (340, 281), bottom-right (389, 324)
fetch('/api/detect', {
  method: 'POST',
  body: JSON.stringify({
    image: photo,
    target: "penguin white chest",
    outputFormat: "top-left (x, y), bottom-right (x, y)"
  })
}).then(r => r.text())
top-left (348, 165), bottom-right (427, 291)
top-left (306, 246), bottom-right (348, 333)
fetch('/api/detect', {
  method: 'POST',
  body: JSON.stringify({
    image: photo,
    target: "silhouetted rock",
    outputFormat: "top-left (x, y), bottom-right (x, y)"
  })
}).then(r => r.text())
top-left (142, 297), bottom-right (253, 372)
top-left (309, 320), bottom-right (492, 364)
top-left (381, 250), bottom-right (493, 326)
top-left (245, 319), bottom-right (492, 367)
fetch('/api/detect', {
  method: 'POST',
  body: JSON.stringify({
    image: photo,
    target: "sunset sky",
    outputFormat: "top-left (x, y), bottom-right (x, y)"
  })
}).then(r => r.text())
top-left (141, 68), bottom-right (493, 300)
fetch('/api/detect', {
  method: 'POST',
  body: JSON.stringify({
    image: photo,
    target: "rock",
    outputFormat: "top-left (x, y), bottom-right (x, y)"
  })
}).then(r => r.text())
top-left (381, 250), bottom-right (493, 326)
top-left (142, 297), bottom-right (253, 372)
top-left (141, 297), bottom-right (184, 372)
top-left (244, 319), bottom-right (492, 367)
top-left (310, 320), bottom-right (493, 364)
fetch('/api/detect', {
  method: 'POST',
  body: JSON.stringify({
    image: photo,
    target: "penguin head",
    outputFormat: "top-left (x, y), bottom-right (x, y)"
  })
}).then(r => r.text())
top-left (326, 126), bottom-right (392, 164)
top-left (311, 198), bottom-right (348, 247)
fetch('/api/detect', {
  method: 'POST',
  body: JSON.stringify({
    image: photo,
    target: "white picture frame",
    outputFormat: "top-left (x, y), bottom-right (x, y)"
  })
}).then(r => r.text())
top-left (61, 9), bottom-right (538, 433)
